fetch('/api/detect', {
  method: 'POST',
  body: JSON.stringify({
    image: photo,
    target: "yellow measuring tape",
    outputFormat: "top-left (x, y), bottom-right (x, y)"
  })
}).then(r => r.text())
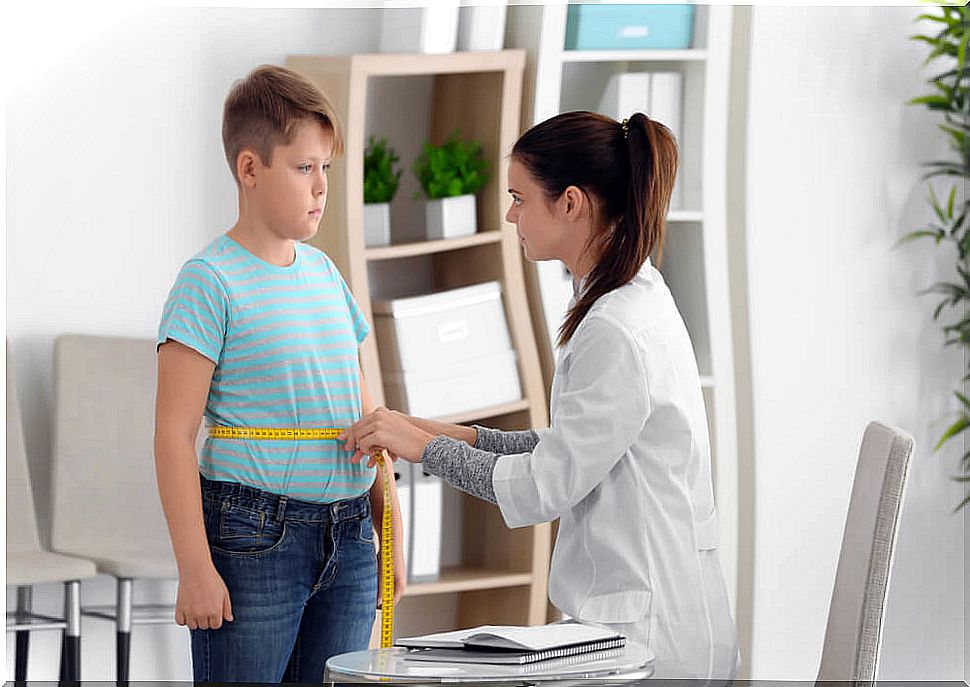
top-left (208, 425), bottom-right (395, 649)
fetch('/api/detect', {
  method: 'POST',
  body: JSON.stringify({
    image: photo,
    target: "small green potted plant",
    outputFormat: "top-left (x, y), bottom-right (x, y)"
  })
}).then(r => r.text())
top-left (364, 136), bottom-right (402, 247)
top-left (412, 130), bottom-right (489, 240)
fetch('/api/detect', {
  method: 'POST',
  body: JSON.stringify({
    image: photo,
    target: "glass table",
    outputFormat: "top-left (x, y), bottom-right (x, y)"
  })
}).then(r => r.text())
top-left (324, 643), bottom-right (654, 685)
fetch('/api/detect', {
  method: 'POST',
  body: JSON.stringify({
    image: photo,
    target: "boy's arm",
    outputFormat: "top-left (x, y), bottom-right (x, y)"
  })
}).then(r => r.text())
top-left (361, 370), bottom-right (407, 603)
top-left (155, 340), bottom-right (233, 629)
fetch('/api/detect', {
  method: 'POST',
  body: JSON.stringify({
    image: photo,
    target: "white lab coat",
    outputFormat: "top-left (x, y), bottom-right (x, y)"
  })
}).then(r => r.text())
top-left (492, 260), bottom-right (740, 679)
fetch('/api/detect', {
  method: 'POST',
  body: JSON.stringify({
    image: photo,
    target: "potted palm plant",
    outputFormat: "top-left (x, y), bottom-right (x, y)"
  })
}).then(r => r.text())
top-left (364, 136), bottom-right (402, 247)
top-left (901, 3), bottom-right (970, 510)
top-left (412, 130), bottom-right (489, 240)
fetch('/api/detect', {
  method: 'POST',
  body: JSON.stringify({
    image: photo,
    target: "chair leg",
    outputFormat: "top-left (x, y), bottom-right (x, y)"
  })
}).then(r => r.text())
top-left (116, 578), bottom-right (133, 682)
top-left (14, 586), bottom-right (31, 682)
top-left (15, 632), bottom-right (30, 682)
top-left (59, 580), bottom-right (81, 681)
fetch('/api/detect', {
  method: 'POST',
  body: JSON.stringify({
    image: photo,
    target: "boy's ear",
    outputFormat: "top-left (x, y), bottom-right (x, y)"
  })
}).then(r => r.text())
top-left (236, 149), bottom-right (259, 187)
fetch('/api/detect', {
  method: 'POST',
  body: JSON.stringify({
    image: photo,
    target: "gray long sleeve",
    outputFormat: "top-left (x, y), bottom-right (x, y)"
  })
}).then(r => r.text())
top-left (420, 435), bottom-right (502, 504)
top-left (471, 425), bottom-right (540, 454)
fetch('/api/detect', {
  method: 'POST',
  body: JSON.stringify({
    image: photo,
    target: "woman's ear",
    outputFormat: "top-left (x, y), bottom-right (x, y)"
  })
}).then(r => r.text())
top-left (561, 185), bottom-right (591, 222)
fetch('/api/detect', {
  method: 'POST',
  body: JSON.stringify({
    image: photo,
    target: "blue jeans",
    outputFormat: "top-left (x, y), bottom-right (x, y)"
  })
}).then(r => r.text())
top-left (191, 475), bottom-right (378, 682)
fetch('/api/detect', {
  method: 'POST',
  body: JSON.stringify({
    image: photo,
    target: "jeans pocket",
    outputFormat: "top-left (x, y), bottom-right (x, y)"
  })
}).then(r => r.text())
top-left (356, 512), bottom-right (375, 545)
top-left (207, 502), bottom-right (287, 556)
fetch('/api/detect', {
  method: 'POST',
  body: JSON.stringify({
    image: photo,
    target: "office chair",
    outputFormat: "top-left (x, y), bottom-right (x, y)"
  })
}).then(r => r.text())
top-left (51, 334), bottom-right (178, 681)
top-left (6, 341), bottom-right (97, 681)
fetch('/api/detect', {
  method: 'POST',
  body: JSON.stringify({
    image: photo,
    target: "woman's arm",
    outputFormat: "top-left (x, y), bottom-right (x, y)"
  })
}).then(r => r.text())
top-left (421, 437), bottom-right (502, 504)
top-left (399, 414), bottom-right (540, 455)
top-left (469, 425), bottom-right (540, 454)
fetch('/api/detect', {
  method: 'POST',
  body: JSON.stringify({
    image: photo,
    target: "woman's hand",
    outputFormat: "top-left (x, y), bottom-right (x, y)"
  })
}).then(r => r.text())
top-left (341, 407), bottom-right (436, 465)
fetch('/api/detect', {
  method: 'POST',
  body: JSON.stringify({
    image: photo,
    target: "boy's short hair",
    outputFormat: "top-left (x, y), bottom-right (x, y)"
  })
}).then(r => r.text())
top-left (222, 64), bottom-right (344, 182)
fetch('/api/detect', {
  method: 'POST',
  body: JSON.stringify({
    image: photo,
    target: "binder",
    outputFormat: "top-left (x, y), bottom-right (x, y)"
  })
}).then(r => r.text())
top-left (409, 466), bottom-right (443, 580)
top-left (393, 463), bottom-right (412, 573)
top-left (648, 71), bottom-right (684, 209)
top-left (597, 72), bottom-right (651, 123)
top-left (398, 622), bottom-right (626, 665)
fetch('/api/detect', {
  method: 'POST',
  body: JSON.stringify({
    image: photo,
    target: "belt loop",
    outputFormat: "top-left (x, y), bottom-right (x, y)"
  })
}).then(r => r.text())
top-left (276, 495), bottom-right (288, 523)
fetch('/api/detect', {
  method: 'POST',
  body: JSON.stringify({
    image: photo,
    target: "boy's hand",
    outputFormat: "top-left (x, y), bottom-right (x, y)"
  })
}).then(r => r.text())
top-left (340, 407), bottom-right (435, 465)
top-left (175, 563), bottom-right (234, 630)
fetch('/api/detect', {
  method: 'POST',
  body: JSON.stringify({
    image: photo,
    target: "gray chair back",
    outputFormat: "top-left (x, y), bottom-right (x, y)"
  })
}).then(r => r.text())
top-left (51, 334), bottom-right (171, 556)
top-left (817, 421), bottom-right (915, 681)
top-left (7, 342), bottom-right (42, 553)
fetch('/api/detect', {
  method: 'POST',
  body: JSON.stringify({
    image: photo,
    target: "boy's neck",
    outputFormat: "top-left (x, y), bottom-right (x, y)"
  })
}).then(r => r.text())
top-left (227, 220), bottom-right (297, 268)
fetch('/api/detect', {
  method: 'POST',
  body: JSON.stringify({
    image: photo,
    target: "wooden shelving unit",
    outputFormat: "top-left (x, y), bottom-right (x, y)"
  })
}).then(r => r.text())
top-left (286, 50), bottom-right (551, 639)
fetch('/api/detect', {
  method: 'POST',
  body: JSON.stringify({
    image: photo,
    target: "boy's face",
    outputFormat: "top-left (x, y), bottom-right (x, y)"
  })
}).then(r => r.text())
top-left (250, 118), bottom-right (333, 242)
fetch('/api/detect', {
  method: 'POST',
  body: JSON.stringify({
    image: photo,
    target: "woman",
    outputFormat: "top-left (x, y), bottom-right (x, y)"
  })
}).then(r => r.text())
top-left (341, 111), bottom-right (740, 679)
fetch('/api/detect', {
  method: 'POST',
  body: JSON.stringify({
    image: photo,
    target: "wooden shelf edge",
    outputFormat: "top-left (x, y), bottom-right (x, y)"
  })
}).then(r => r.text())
top-left (403, 568), bottom-right (534, 597)
top-left (432, 399), bottom-right (531, 425)
top-left (559, 48), bottom-right (707, 63)
top-left (365, 231), bottom-right (503, 261)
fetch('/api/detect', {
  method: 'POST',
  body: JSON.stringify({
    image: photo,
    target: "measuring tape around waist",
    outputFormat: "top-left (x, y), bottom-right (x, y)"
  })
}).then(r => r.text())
top-left (207, 425), bottom-right (395, 648)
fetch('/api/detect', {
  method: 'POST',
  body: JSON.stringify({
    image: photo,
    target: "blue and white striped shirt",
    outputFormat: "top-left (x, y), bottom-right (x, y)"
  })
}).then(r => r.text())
top-left (157, 233), bottom-right (374, 503)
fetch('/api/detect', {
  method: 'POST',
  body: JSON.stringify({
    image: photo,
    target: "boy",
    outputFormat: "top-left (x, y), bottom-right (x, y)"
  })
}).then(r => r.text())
top-left (154, 64), bottom-right (405, 683)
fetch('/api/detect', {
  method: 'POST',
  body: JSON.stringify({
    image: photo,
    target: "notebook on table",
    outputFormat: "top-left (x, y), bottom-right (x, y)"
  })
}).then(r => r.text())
top-left (397, 622), bottom-right (626, 665)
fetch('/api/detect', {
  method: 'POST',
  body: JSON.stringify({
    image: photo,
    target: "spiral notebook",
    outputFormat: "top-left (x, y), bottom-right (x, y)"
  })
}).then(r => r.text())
top-left (398, 622), bottom-right (626, 665)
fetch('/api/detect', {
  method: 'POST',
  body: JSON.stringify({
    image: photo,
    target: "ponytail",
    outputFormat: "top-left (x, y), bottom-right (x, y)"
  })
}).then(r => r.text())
top-left (556, 113), bottom-right (679, 346)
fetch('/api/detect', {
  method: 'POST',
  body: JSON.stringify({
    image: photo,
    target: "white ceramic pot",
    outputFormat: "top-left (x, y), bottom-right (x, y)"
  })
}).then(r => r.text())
top-left (363, 203), bottom-right (391, 247)
top-left (425, 193), bottom-right (476, 240)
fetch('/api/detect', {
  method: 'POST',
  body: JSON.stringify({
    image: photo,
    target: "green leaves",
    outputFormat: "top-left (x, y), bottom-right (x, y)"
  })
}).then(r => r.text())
top-left (934, 410), bottom-right (969, 452)
top-left (906, 3), bottom-right (970, 510)
top-left (412, 131), bottom-right (490, 200)
top-left (364, 136), bottom-right (402, 204)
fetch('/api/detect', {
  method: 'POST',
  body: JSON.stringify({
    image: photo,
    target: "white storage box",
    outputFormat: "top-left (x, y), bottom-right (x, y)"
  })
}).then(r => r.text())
top-left (382, 349), bottom-right (521, 418)
top-left (373, 282), bottom-right (513, 372)
top-left (379, 4), bottom-right (459, 54)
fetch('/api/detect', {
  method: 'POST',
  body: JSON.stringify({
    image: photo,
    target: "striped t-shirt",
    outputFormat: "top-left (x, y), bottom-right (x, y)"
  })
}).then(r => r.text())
top-left (157, 233), bottom-right (375, 503)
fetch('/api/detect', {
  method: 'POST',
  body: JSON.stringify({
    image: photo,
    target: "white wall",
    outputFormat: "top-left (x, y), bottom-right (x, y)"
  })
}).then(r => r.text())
top-left (5, 3), bottom-right (967, 683)
top-left (6, 6), bottom-right (382, 680)
top-left (745, 6), bottom-right (966, 680)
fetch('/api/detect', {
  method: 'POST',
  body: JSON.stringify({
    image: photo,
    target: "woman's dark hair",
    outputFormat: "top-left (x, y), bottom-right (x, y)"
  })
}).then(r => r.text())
top-left (511, 111), bottom-right (678, 346)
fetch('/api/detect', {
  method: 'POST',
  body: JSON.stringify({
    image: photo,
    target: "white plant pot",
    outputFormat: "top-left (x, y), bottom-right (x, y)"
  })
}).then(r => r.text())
top-left (457, 2), bottom-right (508, 51)
top-left (379, 3), bottom-right (459, 54)
top-left (425, 194), bottom-right (477, 240)
top-left (363, 203), bottom-right (392, 247)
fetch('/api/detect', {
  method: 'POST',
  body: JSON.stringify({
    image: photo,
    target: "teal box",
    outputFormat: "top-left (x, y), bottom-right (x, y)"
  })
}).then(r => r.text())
top-left (564, 4), bottom-right (696, 51)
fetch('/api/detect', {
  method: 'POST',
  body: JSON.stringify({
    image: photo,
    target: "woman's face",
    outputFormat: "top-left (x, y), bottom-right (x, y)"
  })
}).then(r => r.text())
top-left (505, 159), bottom-right (566, 262)
top-left (505, 159), bottom-right (595, 268)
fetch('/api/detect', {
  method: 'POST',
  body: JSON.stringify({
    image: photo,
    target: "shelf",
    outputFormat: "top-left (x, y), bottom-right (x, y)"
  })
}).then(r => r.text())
top-left (700, 375), bottom-right (715, 389)
top-left (559, 49), bottom-right (707, 64)
top-left (291, 49), bottom-right (551, 633)
top-left (365, 231), bottom-right (503, 261)
top-left (404, 568), bottom-right (534, 597)
top-left (433, 399), bottom-right (531, 425)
